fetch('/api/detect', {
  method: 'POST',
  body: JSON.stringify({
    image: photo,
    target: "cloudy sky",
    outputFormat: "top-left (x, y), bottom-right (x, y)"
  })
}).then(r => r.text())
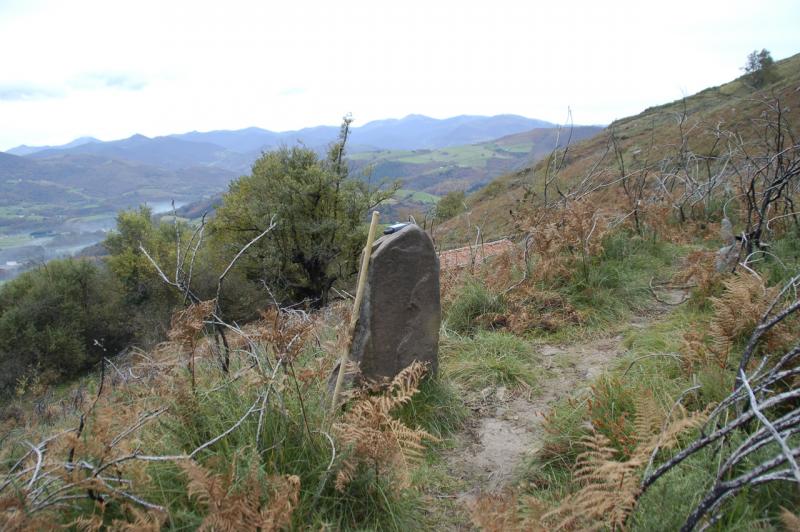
top-left (1, 0), bottom-right (798, 151)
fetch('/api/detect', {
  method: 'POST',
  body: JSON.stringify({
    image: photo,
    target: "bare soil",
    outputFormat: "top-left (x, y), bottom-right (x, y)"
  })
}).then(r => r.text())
top-left (443, 333), bottom-right (626, 501)
top-left (430, 290), bottom-right (685, 528)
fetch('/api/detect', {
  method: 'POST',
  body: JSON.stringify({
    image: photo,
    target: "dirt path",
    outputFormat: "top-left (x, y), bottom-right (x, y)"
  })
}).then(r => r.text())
top-left (442, 333), bottom-right (626, 498)
top-left (432, 290), bottom-right (686, 528)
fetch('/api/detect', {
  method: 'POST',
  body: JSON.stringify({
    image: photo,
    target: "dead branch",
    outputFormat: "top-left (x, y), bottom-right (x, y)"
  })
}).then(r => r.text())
top-left (639, 276), bottom-right (800, 530)
top-left (648, 276), bottom-right (689, 305)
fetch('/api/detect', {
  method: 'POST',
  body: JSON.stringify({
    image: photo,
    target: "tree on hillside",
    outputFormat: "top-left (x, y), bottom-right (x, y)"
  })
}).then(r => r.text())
top-left (104, 206), bottom-right (186, 342)
top-left (743, 49), bottom-right (778, 87)
top-left (213, 117), bottom-right (397, 307)
top-left (435, 190), bottom-right (467, 222)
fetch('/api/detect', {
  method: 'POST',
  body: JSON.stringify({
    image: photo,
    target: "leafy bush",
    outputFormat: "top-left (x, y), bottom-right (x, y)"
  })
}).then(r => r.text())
top-left (0, 259), bottom-right (129, 396)
top-left (212, 119), bottom-right (396, 307)
top-left (434, 190), bottom-right (466, 221)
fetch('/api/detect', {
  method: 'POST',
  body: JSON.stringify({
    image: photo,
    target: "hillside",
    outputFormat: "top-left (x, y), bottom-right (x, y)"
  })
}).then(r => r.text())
top-left (349, 125), bottom-right (603, 194)
top-left (347, 114), bottom-right (555, 150)
top-left (445, 52), bottom-right (800, 241)
top-left (1, 53), bottom-right (800, 530)
top-left (27, 134), bottom-right (248, 173)
top-left (0, 151), bottom-right (234, 229)
top-left (2, 0), bottom-right (798, 525)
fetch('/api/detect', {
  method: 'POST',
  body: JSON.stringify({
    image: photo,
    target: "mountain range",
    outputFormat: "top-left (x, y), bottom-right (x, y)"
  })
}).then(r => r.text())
top-left (0, 113), bottom-right (602, 270)
top-left (9, 114), bottom-right (555, 162)
top-left (0, 114), bottom-right (580, 230)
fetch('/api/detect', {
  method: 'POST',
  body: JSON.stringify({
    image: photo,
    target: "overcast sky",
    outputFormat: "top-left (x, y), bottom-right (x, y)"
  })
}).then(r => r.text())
top-left (1, 0), bottom-right (798, 151)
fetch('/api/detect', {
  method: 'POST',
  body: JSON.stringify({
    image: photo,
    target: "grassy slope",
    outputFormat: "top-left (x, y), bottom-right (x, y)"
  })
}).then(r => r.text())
top-left (439, 53), bottom-right (800, 242)
top-left (349, 126), bottom-right (603, 195)
top-left (3, 55), bottom-right (800, 531)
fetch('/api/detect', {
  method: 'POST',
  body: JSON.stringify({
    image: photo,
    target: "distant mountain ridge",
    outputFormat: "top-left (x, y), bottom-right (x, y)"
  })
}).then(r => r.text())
top-left (0, 150), bottom-right (234, 220)
top-left (169, 114), bottom-right (556, 153)
top-left (6, 114), bottom-right (557, 172)
top-left (26, 134), bottom-right (243, 172)
top-left (0, 114), bottom-right (604, 244)
top-left (7, 136), bottom-right (100, 156)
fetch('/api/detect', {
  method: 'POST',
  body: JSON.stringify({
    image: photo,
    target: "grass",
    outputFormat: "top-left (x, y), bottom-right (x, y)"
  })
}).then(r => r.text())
top-left (396, 375), bottom-right (468, 439)
top-left (0, 313), bottom-right (471, 531)
top-left (393, 189), bottom-right (440, 204)
top-left (760, 233), bottom-right (800, 286)
top-left (397, 145), bottom-right (515, 166)
top-left (0, 233), bottom-right (34, 249)
top-left (511, 228), bottom-right (800, 529)
top-left (562, 231), bottom-right (685, 325)
top-left (442, 330), bottom-right (540, 392)
top-left (631, 432), bottom-right (799, 531)
top-left (526, 303), bottom-right (709, 468)
top-left (350, 144), bottom-right (518, 167)
top-left (443, 279), bottom-right (506, 334)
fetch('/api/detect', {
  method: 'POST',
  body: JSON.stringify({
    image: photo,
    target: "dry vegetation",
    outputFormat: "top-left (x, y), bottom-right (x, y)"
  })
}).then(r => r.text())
top-left (0, 298), bottom-right (442, 530)
top-left (2, 54), bottom-right (800, 530)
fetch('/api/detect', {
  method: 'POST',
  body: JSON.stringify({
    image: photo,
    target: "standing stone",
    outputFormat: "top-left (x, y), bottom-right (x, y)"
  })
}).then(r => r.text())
top-left (349, 224), bottom-right (440, 381)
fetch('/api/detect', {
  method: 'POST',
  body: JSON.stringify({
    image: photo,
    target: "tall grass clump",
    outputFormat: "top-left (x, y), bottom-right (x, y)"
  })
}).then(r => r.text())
top-left (442, 330), bottom-right (539, 392)
top-left (444, 279), bottom-right (506, 334)
top-left (562, 231), bottom-right (682, 326)
top-left (395, 375), bottom-right (468, 439)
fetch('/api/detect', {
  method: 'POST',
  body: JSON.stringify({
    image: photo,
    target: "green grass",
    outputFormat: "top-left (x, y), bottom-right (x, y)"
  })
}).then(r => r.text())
top-left (442, 330), bottom-right (540, 391)
top-left (396, 375), bottom-right (468, 439)
top-left (349, 143), bottom-right (520, 168)
top-left (443, 279), bottom-right (506, 334)
top-left (393, 189), bottom-right (440, 204)
top-left (631, 432), bottom-right (799, 531)
top-left (758, 233), bottom-right (800, 287)
top-left (483, 141), bottom-right (532, 154)
top-left (0, 234), bottom-right (34, 249)
top-left (64, 213), bottom-right (116, 224)
top-left (561, 231), bottom-right (687, 329)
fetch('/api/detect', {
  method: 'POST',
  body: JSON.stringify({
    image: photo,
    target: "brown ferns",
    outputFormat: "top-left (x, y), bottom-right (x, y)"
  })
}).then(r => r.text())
top-left (181, 458), bottom-right (299, 531)
top-left (332, 361), bottom-right (434, 492)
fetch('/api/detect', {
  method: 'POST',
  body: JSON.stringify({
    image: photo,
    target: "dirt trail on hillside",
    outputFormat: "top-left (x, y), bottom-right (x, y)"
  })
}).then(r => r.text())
top-left (435, 290), bottom-right (686, 527)
top-left (443, 333), bottom-right (626, 496)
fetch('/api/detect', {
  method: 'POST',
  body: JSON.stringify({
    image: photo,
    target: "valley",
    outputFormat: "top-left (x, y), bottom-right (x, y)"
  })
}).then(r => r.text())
top-left (1, 42), bottom-right (798, 530)
top-left (0, 115), bottom-right (600, 280)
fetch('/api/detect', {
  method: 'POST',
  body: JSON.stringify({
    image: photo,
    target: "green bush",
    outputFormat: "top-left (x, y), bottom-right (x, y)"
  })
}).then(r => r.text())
top-left (212, 120), bottom-right (396, 307)
top-left (434, 190), bottom-right (466, 221)
top-left (0, 259), bottom-right (130, 396)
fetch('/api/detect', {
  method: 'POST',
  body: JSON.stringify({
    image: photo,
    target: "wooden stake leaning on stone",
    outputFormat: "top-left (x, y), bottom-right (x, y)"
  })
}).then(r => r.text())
top-left (330, 211), bottom-right (380, 414)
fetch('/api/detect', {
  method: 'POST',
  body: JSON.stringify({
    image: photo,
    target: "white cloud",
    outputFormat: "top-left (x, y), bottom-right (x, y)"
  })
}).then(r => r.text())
top-left (0, 0), bottom-right (798, 150)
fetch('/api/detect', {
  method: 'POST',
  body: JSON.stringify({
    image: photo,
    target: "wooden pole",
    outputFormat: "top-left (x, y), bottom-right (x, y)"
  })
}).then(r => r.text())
top-left (330, 211), bottom-right (380, 414)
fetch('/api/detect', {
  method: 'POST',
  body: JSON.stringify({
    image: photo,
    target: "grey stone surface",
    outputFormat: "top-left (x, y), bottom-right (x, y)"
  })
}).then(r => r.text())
top-left (715, 216), bottom-right (739, 272)
top-left (349, 224), bottom-right (440, 381)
